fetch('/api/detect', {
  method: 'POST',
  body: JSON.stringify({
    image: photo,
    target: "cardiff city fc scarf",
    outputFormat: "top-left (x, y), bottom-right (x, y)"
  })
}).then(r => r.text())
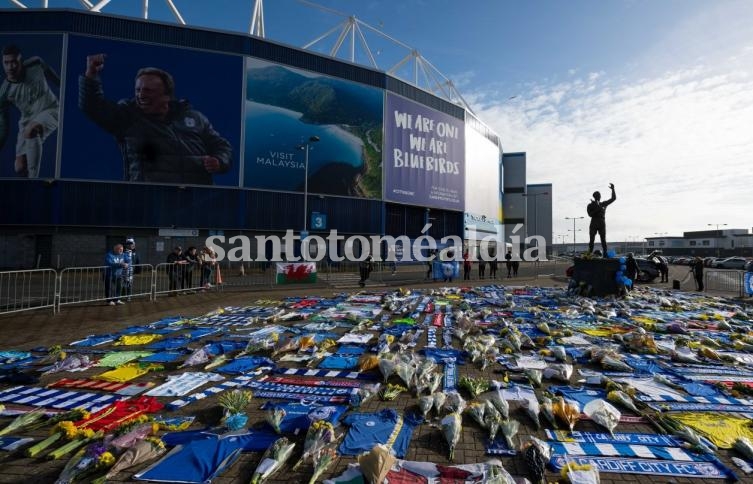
top-left (48, 378), bottom-right (154, 396)
top-left (0, 385), bottom-right (120, 412)
top-left (258, 375), bottom-right (362, 388)
top-left (273, 367), bottom-right (378, 380)
top-left (548, 441), bottom-right (709, 462)
top-left (443, 360), bottom-right (457, 391)
top-left (548, 455), bottom-right (734, 479)
top-left (646, 402), bottom-right (753, 412)
top-left (546, 430), bottom-right (682, 447)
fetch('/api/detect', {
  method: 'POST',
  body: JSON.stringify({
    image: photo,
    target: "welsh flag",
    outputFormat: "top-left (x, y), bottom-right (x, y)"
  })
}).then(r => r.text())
top-left (276, 262), bottom-right (317, 284)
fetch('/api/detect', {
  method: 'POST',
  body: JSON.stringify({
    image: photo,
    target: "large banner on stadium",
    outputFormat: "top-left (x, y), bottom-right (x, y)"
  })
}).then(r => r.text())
top-left (0, 34), bottom-right (63, 179)
top-left (464, 122), bottom-right (501, 240)
top-left (60, 35), bottom-right (243, 186)
top-left (244, 58), bottom-right (383, 199)
top-left (384, 93), bottom-right (465, 211)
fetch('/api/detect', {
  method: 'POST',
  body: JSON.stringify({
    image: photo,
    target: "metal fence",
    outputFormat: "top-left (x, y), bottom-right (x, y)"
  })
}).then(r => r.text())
top-left (57, 264), bottom-right (154, 309)
top-left (705, 270), bottom-right (746, 297)
top-left (0, 269), bottom-right (57, 315)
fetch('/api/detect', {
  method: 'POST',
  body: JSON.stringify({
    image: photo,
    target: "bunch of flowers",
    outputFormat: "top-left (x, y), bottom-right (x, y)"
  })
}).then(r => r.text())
top-left (26, 419), bottom-right (95, 458)
top-left (294, 420), bottom-right (337, 470)
top-left (441, 413), bottom-right (462, 461)
top-left (0, 407), bottom-right (46, 436)
top-left (349, 383), bottom-right (380, 408)
top-left (104, 436), bottom-right (167, 480)
top-left (218, 389), bottom-right (253, 431)
top-left (464, 401), bottom-right (486, 428)
top-left (249, 437), bottom-right (296, 484)
top-left (308, 446), bottom-right (338, 484)
top-left (54, 441), bottom-right (115, 484)
top-left (265, 406), bottom-right (287, 434)
top-left (459, 377), bottom-right (490, 399)
top-left (378, 383), bottom-right (406, 401)
top-left (500, 419), bottom-right (520, 450)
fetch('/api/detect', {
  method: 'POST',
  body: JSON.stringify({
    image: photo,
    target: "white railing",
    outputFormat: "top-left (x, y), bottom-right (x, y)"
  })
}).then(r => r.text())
top-left (0, 268), bottom-right (57, 315)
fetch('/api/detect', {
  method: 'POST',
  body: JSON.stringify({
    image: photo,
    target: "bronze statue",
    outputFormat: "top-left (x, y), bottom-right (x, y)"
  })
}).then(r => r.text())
top-left (587, 183), bottom-right (616, 254)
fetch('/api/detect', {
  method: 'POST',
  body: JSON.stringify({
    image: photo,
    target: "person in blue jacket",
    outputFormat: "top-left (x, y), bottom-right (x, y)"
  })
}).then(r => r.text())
top-left (104, 243), bottom-right (127, 305)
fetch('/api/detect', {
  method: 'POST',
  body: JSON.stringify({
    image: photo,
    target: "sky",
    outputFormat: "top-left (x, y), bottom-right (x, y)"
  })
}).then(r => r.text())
top-left (8, 0), bottom-right (753, 242)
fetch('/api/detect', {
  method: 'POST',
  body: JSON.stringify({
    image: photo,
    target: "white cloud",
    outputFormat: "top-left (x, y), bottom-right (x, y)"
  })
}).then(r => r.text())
top-left (472, 45), bottom-right (753, 243)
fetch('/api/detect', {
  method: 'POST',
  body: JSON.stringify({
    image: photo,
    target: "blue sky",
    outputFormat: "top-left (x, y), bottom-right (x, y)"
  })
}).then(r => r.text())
top-left (8, 0), bottom-right (753, 242)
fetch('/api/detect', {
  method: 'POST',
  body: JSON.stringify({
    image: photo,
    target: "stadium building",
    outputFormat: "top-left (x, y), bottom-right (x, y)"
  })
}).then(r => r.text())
top-left (0, 7), bottom-right (544, 269)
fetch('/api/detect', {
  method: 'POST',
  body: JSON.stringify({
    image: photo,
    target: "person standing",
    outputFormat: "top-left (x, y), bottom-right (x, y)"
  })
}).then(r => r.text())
top-left (121, 238), bottom-right (138, 301)
top-left (505, 249), bottom-right (513, 278)
top-left (478, 258), bottom-right (486, 280)
top-left (166, 245), bottom-right (184, 292)
top-left (462, 250), bottom-right (472, 281)
top-left (358, 255), bottom-right (373, 288)
top-left (199, 246), bottom-right (217, 289)
top-left (0, 44), bottom-right (60, 178)
top-left (625, 253), bottom-right (640, 290)
top-left (489, 252), bottom-right (498, 280)
top-left (512, 259), bottom-right (520, 277)
top-left (692, 256), bottom-right (704, 291)
top-left (587, 183), bottom-right (617, 255)
top-left (79, 54), bottom-right (232, 184)
top-left (104, 243), bottom-right (126, 305)
top-left (182, 246), bottom-right (199, 290)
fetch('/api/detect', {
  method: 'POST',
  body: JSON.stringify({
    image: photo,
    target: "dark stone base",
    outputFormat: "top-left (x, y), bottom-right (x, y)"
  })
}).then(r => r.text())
top-left (572, 257), bottom-right (621, 296)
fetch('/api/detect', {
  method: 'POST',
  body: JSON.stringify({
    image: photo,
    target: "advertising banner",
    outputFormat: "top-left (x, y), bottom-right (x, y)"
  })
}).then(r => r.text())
top-left (464, 123), bottom-right (501, 239)
top-left (0, 34), bottom-right (63, 179)
top-left (244, 58), bottom-right (383, 198)
top-left (384, 93), bottom-right (465, 210)
top-left (61, 35), bottom-right (242, 186)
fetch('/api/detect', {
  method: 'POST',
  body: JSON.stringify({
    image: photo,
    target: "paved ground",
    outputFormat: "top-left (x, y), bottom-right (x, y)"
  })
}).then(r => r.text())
top-left (0, 267), bottom-right (747, 484)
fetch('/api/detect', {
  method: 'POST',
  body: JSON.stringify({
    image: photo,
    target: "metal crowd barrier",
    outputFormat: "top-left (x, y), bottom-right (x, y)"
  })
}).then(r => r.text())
top-left (0, 268), bottom-right (57, 315)
top-left (56, 264), bottom-right (154, 309)
top-left (705, 270), bottom-right (745, 297)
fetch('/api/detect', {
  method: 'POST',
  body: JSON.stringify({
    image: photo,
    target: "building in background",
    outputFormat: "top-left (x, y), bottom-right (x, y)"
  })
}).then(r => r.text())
top-left (501, 152), bottom-right (526, 255)
top-left (525, 184), bottom-right (552, 255)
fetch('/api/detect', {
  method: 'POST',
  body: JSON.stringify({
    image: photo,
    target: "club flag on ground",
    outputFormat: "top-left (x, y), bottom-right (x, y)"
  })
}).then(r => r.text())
top-left (276, 262), bottom-right (317, 284)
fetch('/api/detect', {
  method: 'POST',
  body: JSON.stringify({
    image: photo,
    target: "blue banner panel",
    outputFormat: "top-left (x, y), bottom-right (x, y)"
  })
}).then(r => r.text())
top-left (61, 35), bottom-right (242, 186)
top-left (243, 58), bottom-right (383, 198)
top-left (384, 92), bottom-right (465, 210)
top-left (0, 34), bottom-right (63, 179)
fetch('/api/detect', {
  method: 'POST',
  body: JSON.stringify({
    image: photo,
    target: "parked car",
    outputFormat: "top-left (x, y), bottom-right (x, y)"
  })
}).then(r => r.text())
top-left (716, 257), bottom-right (749, 270)
top-left (635, 258), bottom-right (659, 282)
top-left (703, 257), bottom-right (716, 267)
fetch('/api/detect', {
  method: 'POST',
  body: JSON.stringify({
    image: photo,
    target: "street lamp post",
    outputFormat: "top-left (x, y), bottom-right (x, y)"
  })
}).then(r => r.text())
top-left (707, 223), bottom-right (727, 258)
top-left (565, 216), bottom-right (584, 255)
top-left (298, 136), bottom-right (320, 235)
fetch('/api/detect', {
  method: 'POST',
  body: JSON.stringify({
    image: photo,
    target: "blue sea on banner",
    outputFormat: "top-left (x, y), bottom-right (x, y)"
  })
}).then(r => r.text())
top-left (243, 102), bottom-right (363, 194)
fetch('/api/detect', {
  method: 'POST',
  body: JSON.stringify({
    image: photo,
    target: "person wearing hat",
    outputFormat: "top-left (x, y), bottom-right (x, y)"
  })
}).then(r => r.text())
top-left (121, 238), bottom-right (139, 301)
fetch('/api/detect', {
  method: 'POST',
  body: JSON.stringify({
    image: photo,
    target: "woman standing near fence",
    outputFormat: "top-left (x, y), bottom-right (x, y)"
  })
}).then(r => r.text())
top-left (199, 246), bottom-right (217, 289)
top-left (182, 246), bottom-right (199, 290)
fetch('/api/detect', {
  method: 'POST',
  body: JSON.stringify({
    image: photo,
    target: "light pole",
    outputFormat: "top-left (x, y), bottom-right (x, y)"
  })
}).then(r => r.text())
top-left (708, 223), bottom-right (727, 257)
top-left (565, 216), bottom-right (584, 255)
top-left (298, 136), bottom-right (320, 235)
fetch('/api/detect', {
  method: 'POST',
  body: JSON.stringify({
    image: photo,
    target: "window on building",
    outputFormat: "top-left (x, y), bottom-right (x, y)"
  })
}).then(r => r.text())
top-left (731, 240), bottom-right (735, 247)
top-left (690, 240), bottom-right (697, 246)
top-left (702, 240), bottom-right (710, 246)
top-left (648, 241), bottom-right (654, 246)
top-left (659, 241), bottom-right (665, 246)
